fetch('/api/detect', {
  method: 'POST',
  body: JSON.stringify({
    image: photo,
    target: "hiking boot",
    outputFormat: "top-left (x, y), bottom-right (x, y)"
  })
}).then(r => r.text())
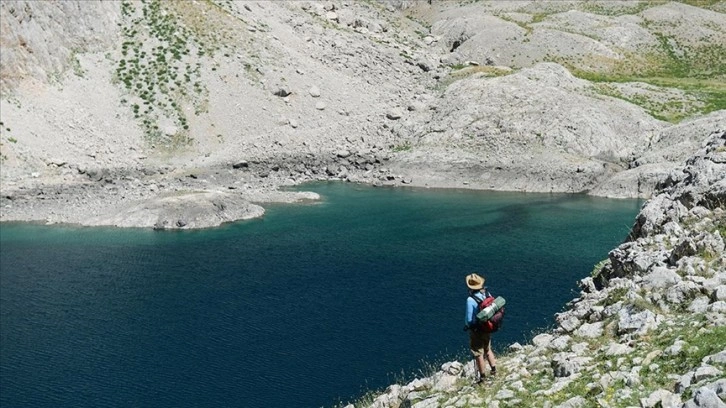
top-left (473, 373), bottom-right (487, 385)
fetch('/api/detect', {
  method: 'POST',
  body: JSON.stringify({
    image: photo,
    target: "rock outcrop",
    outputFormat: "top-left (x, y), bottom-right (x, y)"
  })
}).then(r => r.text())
top-left (85, 190), bottom-right (265, 230)
top-left (350, 131), bottom-right (725, 408)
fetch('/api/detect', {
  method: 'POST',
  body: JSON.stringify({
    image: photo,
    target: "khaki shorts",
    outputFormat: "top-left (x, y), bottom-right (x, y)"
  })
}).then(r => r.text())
top-left (469, 329), bottom-right (492, 357)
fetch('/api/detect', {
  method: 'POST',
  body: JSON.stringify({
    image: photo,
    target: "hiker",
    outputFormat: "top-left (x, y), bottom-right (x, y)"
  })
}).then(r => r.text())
top-left (465, 273), bottom-right (497, 383)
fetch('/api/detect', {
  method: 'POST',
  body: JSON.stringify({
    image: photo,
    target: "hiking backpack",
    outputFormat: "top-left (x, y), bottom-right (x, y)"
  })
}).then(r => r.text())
top-left (471, 293), bottom-right (506, 333)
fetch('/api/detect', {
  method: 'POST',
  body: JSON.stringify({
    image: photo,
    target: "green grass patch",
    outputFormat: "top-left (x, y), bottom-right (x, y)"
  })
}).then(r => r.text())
top-left (392, 141), bottom-right (413, 152)
top-left (450, 65), bottom-right (513, 78)
top-left (716, 221), bottom-right (726, 239)
top-left (591, 259), bottom-right (609, 277)
top-left (571, 68), bottom-right (726, 122)
top-left (577, 1), bottom-right (662, 16)
top-left (640, 319), bottom-right (726, 393)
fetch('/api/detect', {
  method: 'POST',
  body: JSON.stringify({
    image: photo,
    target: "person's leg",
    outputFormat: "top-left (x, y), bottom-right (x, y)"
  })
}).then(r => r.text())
top-left (470, 332), bottom-right (487, 381)
top-left (481, 334), bottom-right (496, 376)
top-left (475, 354), bottom-right (486, 376)
top-left (486, 348), bottom-right (497, 375)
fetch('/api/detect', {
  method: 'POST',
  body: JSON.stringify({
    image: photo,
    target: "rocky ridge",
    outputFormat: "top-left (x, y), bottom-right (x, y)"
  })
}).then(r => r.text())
top-left (350, 131), bottom-right (725, 408)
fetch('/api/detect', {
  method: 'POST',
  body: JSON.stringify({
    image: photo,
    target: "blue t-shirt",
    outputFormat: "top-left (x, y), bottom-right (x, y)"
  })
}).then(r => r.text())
top-left (465, 288), bottom-right (490, 326)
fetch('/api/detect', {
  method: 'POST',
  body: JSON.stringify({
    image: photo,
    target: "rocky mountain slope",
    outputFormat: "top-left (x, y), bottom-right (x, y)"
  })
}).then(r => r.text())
top-left (0, 0), bottom-right (724, 228)
top-left (352, 130), bottom-right (725, 408)
top-left (1, 1), bottom-right (724, 406)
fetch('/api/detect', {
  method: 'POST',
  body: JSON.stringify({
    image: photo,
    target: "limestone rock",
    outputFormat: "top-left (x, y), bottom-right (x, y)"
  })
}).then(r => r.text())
top-left (386, 108), bottom-right (403, 120)
top-left (555, 396), bottom-right (587, 408)
top-left (643, 267), bottom-right (682, 290)
top-left (574, 321), bottom-right (603, 338)
top-left (617, 308), bottom-right (660, 336)
top-left (552, 353), bottom-right (586, 377)
top-left (694, 366), bottom-right (723, 383)
top-left (640, 389), bottom-right (681, 408)
top-left (605, 342), bottom-right (633, 356)
top-left (682, 386), bottom-right (726, 408)
top-left (85, 190), bottom-right (265, 229)
top-left (532, 333), bottom-right (554, 348)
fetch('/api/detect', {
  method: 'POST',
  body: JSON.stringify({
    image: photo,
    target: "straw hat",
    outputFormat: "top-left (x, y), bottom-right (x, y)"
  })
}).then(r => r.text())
top-left (466, 273), bottom-right (485, 290)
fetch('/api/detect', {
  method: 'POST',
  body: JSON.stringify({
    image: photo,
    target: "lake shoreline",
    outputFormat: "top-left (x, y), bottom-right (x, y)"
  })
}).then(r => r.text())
top-left (0, 155), bottom-right (649, 229)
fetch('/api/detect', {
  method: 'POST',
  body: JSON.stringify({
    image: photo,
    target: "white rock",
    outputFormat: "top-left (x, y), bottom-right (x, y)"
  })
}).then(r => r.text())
top-left (441, 361), bottom-right (463, 376)
top-left (694, 365), bottom-right (723, 383)
top-left (558, 315), bottom-right (582, 333)
top-left (711, 285), bottom-right (726, 302)
top-left (574, 321), bottom-right (604, 338)
top-left (532, 333), bottom-right (554, 348)
top-left (682, 386), bottom-right (726, 408)
top-left (495, 388), bottom-right (515, 399)
top-left (605, 342), bottom-right (633, 356)
top-left (705, 350), bottom-right (726, 365)
top-left (551, 335), bottom-right (571, 351)
top-left (708, 301), bottom-right (726, 313)
top-left (643, 266), bottom-right (681, 290)
top-left (386, 108), bottom-right (403, 120)
top-left (555, 396), bottom-right (587, 408)
top-left (665, 340), bottom-right (687, 356)
top-left (640, 389), bottom-right (681, 408)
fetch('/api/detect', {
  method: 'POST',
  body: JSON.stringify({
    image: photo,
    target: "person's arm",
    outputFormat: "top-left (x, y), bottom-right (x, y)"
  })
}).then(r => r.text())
top-left (465, 297), bottom-right (476, 328)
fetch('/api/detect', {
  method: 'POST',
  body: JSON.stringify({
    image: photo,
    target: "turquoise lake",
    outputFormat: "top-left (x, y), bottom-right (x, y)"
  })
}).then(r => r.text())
top-left (0, 182), bottom-right (641, 407)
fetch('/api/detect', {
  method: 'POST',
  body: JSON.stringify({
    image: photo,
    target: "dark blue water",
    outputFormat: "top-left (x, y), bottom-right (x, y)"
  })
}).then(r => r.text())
top-left (0, 183), bottom-right (640, 408)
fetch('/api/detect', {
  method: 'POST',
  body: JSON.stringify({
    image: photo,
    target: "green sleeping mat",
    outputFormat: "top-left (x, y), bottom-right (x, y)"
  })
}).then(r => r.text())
top-left (476, 296), bottom-right (506, 321)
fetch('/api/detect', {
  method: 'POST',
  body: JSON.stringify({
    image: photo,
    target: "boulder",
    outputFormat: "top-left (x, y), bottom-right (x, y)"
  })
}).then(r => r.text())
top-left (682, 386), bottom-right (726, 408)
top-left (643, 267), bottom-right (682, 290)
top-left (574, 321), bottom-right (603, 338)
top-left (550, 335), bottom-right (571, 351)
top-left (711, 285), bottom-right (726, 302)
top-left (605, 342), bottom-right (633, 356)
top-left (232, 160), bottom-right (249, 169)
top-left (640, 389), bottom-right (681, 408)
top-left (85, 190), bottom-right (265, 229)
top-left (555, 396), bottom-right (587, 408)
top-left (666, 281), bottom-right (702, 304)
top-left (441, 361), bottom-right (463, 376)
top-left (532, 333), bottom-right (554, 348)
top-left (386, 108), bottom-right (403, 120)
top-left (273, 87), bottom-right (292, 97)
top-left (558, 315), bottom-right (582, 333)
top-left (551, 353), bottom-right (583, 377)
top-left (617, 308), bottom-right (660, 336)
top-left (677, 372), bottom-right (695, 393)
top-left (694, 366), bottom-right (723, 383)
top-left (705, 351), bottom-right (726, 365)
